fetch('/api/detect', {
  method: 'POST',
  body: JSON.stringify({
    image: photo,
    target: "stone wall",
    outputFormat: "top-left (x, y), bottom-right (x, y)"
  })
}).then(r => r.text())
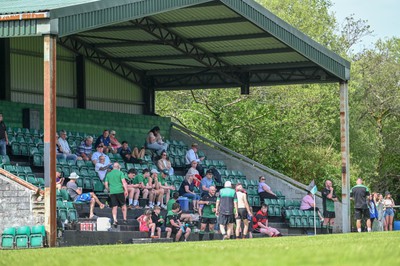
top-left (171, 127), bottom-right (343, 232)
top-left (0, 174), bottom-right (44, 233)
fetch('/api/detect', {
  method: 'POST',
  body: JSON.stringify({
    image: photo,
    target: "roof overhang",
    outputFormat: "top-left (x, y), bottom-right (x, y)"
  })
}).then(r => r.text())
top-left (0, 0), bottom-right (350, 90)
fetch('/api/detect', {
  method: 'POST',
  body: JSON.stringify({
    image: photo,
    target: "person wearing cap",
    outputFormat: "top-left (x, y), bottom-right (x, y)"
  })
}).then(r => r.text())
top-left (157, 169), bottom-right (175, 210)
top-left (66, 172), bottom-right (105, 219)
top-left (95, 129), bottom-right (112, 153)
top-left (179, 174), bottom-right (200, 212)
top-left (350, 178), bottom-right (371, 232)
top-left (104, 162), bottom-right (129, 225)
top-left (146, 126), bottom-right (168, 155)
top-left (216, 181), bottom-right (238, 240)
top-left (383, 191), bottom-right (395, 231)
top-left (91, 143), bottom-right (111, 165)
top-left (185, 143), bottom-right (205, 175)
top-left (200, 169), bottom-right (215, 197)
top-left (109, 130), bottom-right (122, 152)
top-left (150, 169), bottom-right (164, 209)
top-left (157, 151), bottom-right (174, 176)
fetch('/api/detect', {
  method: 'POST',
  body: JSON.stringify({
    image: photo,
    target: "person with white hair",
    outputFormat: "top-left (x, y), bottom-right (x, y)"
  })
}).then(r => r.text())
top-left (66, 172), bottom-right (105, 219)
top-left (216, 181), bottom-right (238, 240)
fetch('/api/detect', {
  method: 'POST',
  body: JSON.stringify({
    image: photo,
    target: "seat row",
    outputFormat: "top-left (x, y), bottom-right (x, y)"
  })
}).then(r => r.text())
top-left (56, 200), bottom-right (79, 223)
top-left (1, 225), bottom-right (46, 249)
top-left (285, 209), bottom-right (322, 228)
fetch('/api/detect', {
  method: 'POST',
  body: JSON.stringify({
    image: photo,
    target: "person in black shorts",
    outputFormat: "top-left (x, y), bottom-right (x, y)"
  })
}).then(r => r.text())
top-left (350, 178), bottom-right (371, 232)
top-left (322, 180), bottom-right (338, 233)
top-left (166, 203), bottom-right (191, 241)
top-left (216, 181), bottom-right (238, 240)
top-left (198, 186), bottom-right (217, 241)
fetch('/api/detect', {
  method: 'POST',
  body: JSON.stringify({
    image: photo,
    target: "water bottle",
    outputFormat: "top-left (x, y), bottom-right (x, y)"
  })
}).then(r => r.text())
top-left (180, 225), bottom-right (186, 233)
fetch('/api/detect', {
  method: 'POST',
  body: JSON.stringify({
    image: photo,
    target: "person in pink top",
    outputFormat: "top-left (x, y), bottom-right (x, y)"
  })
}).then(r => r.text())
top-left (300, 191), bottom-right (324, 221)
top-left (109, 130), bottom-right (122, 153)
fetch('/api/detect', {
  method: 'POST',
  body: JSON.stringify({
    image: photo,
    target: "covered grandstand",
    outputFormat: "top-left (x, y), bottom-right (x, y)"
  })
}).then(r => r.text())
top-left (0, 0), bottom-right (351, 246)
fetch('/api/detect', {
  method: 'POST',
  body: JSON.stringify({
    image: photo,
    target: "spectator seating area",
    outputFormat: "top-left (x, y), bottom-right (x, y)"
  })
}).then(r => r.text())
top-left (285, 209), bottom-right (322, 228)
top-left (1, 225), bottom-right (46, 249)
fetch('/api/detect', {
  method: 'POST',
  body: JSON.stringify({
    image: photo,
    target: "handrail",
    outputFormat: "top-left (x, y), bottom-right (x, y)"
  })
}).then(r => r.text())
top-left (171, 122), bottom-right (317, 194)
top-left (0, 168), bottom-right (42, 195)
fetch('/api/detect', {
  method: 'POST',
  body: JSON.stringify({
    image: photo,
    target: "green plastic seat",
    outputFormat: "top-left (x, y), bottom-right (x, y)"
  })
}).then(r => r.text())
top-left (15, 226), bottom-right (31, 248)
top-left (30, 225), bottom-right (46, 248)
top-left (1, 227), bottom-right (16, 249)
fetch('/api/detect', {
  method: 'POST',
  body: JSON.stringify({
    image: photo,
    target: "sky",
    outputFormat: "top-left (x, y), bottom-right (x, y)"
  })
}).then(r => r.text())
top-left (329, 0), bottom-right (400, 50)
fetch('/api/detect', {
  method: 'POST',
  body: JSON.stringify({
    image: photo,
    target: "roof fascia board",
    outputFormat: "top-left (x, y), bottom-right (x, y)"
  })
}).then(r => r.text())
top-left (52, 0), bottom-right (213, 37)
top-left (219, 0), bottom-right (350, 80)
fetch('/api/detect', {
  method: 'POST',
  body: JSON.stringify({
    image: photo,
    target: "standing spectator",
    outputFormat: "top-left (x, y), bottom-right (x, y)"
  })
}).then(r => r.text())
top-left (368, 194), bottom-right (378, 230)
top-left (104, 162), bottom-right (129, 226)
top-left (0, 113), bottom-right (8, 156)
top-left (137, 210), bottom-right (158, 238)
top-left (383, 191), bottom-right (395, 231)
top-left (185, 143), bottom-right (204, 175)
top-left (200, 169), bottom-right (215, 196)
top-left (375, 193), bottom-right (385, 231)
top-left (91, 144), bottom-right (111, 165)
top-left (216, 181), bottom-right (238, 240)
top-left (350, 178), bottom-right (371, 232)
top-left (125, 168), bottom-right (141, 209)
top-left (109, 130), bottom-right (122, 152)
top-left (158, 169), bottom-right (175, 209)
top-left (322, 180), bottom-right (338, 230)
top-left (179, 174), bottom-right (200, 212)
top-left (198, 186), bottom-right (217, 241)
top-left (300, 191), bottom-right (324, 221)
top-left (252, 204), bottom-right (282, 237)
top-left (76, 136), bottom-right (94, 161)
top-left (95, 129), bottom-right (112, 153)
top-left (95, 155), bottom-right (111, 182)
top-left (166, 203), bottom-right (191, 242)
top-left (151, 206), bottom-right (164, 238)
top-left (66, 172), bottom-right (105, 219)
top-left (57, 130), bottom-right (78, 161)
top-left (235, 184), bottom-right (253, 239)
top-left (257, 176), bottom-right (278, 203)
top-left (146, 126), bottom-right (168, 155)
top-left (119, 141), bottom-right (144, 163)
top-left (157, 151), bottom-right (174, 176)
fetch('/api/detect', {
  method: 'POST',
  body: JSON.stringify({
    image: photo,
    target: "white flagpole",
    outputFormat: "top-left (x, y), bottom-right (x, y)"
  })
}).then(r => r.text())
top-left (314, 194), bottom-right (317, 235)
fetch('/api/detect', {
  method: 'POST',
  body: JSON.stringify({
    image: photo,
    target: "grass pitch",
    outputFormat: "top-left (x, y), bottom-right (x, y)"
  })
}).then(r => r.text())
top-left (1, 232), bottom-right (400, 266)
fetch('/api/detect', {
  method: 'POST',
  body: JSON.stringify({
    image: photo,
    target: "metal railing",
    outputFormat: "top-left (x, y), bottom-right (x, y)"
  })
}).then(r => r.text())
top-left (171, 122), bottom-right (313, 193)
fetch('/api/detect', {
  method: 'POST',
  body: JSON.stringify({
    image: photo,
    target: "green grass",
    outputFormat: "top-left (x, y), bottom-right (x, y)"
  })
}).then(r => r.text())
top-left (2, 232), bottom-right (400, 266)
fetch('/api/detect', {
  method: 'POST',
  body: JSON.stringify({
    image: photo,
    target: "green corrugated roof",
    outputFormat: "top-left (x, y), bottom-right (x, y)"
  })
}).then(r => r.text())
top-left (0, 0), bottom-right (350, 89)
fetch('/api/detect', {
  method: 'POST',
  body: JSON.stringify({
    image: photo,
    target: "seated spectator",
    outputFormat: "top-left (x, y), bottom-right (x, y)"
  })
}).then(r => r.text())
top-left (92, 144), bottom-right (111, 165)
top-left (95, 130), bottom-right (112, 154)
top-left (179, 174), bottom-right (200, 212)
top-left (186, 161), bottom-right (202, 187)
top-left (252, 204), bottom-right (282, 237)
top-left (137, 210), bottom-right (158, 238)
top-left (76, 136), bottom-right (94, 161)
top-left (152, 206), bottom-right (165, 238)
top-left (66, 172), bottom-right (105, 219)
top-left (257, 176), bottom-right (278, 203)
top-left (300, 191), bottom-right (324, 221)
top-left (157, 169), bottom-right (175, 210)
top-left (157, 151), bottom-right (174, 176)
top-left (166, 203), bottom-right (191, 241)
top-left (109, 130), bottom-right (122, 153)
top-left (185, 143), bottom-right (204, 175)
top-left (55, 171), bottom-right (64, 189)
top-left (95, 155), bottom-right (112, 182)
top-left (133, 169), bottom-right (151, 208)
top-left (200, 169), bottom-right (215, 196)
top-left (167, 191), bottom-right (193, 223)
top-left (57, 130), bottom-right (78, 161)
top-left (151, 169), bottom-right (165, 208)
top-left (119, 141), bottom-right (144, 163)
top-left (125, 168), bottom-right (142, 209)
top-left (146, 126), bottom-right (168, 155)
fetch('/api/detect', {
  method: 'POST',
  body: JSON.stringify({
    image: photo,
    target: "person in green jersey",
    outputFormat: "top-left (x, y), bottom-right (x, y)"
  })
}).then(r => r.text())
top-left (126, 168), bottom-right (142, 209)
top-left (322, 180), bottom-right (338, 233)
top-left (198, 186), bottom-right (217, 241)
top-left (104, 162), bottom-right (128, 226)
top-left (166, 203), bottom-right (191, 241)
top-left (216, 181), bottom-right (238, 240)
top-left (158, 169), bottom-right (175, 209)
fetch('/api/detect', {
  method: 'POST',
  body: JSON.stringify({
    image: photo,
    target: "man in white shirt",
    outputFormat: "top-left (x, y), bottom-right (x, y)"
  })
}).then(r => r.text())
top-left (185, 143), bottom-right (205, 175)
top-left (57, 130), bottom-right (78, 161)
top-left (95, 155), bottom-right (111, 181)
